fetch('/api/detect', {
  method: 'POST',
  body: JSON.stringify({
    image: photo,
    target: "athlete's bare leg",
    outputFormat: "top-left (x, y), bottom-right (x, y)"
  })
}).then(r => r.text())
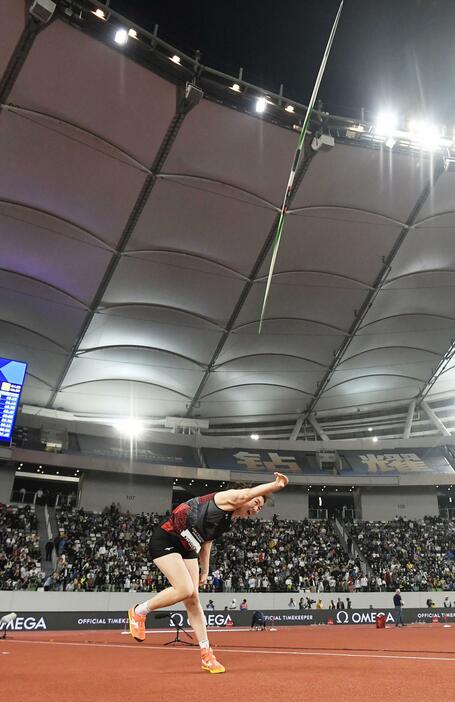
top-left (182, 558), bottom-right (208, 644)
top-left (136, 553), bottom-right (195, 612)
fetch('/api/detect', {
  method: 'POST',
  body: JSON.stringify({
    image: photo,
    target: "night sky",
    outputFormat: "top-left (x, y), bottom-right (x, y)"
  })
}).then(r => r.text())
top-left (110, 0), bottom-right (455, 127)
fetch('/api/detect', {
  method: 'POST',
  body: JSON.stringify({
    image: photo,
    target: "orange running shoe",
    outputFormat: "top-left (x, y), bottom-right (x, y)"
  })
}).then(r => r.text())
top-left (128, 606), bottom-right (146, 642)
top-left (201, 647), bottom-right (226, 674)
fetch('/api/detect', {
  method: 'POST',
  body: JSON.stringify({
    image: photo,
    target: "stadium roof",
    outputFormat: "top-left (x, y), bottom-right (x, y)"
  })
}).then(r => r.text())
top-left (2, 1), bottom-right (455, 441)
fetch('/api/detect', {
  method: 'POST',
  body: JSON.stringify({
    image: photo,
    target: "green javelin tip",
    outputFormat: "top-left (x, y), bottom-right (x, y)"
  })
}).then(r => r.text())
top-left (258, 0), bottom-right (344, 335)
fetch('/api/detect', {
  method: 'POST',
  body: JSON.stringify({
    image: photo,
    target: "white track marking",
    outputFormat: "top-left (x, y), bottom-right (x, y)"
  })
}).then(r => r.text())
top-left (120, 628), bottom-right (252, 634)
top-left (5, 639), bottom-right (455, 663)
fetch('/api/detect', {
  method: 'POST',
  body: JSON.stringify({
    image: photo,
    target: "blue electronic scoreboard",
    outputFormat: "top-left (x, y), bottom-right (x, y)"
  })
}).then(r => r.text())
top-left (0, 357), bottom-right (27, 444)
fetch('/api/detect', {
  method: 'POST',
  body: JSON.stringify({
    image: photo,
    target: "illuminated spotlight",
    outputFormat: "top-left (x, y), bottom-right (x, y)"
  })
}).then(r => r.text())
top-left (374, 111), bottom-right (398, 137)
top-left (92, 8), bottom-right (107, 20)
top-left (17, 467), bottom-right (21, 471)
top-left (114, 28), bottom-right (128, 45)
top-left (170, 54), bottom-right (181, 64)
top-left (409, 119), bottom-right (441, 151)
top-left (368, 427), bottom-right (373, 432)
top-left (56, 471), bottom-right (59, 475)
top-left (113, 418), bottom-right (144, 438)
top-left (128, 28), bottom-right (138, 38)
top-left (285, 104), bottom-right (295, 113)
top-left (385, 136), bottom-right (396, 149)
top-left (372, 436), bottom-right (378, 443)
top-left (230, 83), bottom-right (241, 92)
top-left (255, 96), bottom-right (267, 114)
top-left (250, 433), bottom-right (260, 440)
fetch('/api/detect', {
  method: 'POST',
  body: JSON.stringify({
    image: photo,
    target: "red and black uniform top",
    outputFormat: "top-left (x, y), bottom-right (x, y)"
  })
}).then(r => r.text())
top-left (160, 493), bottom-right (232, 553)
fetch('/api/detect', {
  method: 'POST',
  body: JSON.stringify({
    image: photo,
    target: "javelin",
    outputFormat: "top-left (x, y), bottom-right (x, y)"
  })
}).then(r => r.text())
top-left (258, 1), bottom-right (344, 334)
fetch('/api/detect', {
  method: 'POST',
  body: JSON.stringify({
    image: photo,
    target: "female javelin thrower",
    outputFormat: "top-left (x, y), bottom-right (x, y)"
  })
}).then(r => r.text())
top-left (128, 472), bottom-right (289, 673)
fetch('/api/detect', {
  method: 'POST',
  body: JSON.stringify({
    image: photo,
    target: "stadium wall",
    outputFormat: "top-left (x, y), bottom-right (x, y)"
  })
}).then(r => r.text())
top-left (0, 460), bottom-right (15, 503)
top-left (0, 590), bottom-right (451, 612)
top-left (359, 487), bottom-right (439, 520)
top-left (79, 471), bottom-right (173, 514)
top-left (261, 487), bottom-right (309, 520)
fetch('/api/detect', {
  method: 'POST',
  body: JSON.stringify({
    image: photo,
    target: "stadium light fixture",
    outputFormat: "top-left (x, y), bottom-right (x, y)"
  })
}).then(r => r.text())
top-left (372, 436), bottom-right (378, 443)
top-left (128, 29), bottom-right (138, 39)
top-left (92, 8), bottom-right (107, 20)
top-left (114, 28), bottom-right (128, 45)
top-left (409, 119), bottom-right (441, 152)
top-left (230, 83), bottom-right (241, 92)
top-left (374, 111), bottom-right (398, 138)
top-left (113, 418), bottom-right (144, 438)
top-left (171, 55), bottom-right (181, 64)
top-left (250, 433), bottom-right (260, 440)
top-left (368, 427), bottom-right (373, 432)
top-left (255, 97), bottom-right (267, 114)
top-left (385, 136), bottom-right (396, 149)
top-left (285, 104), bottom-right (295, 113)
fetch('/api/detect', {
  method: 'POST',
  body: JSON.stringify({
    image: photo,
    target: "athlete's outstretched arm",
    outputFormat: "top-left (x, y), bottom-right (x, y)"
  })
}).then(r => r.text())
top-left (215, 472), bottom-right (289, 510)
top-left (199, 541), bottom-right (213, 586)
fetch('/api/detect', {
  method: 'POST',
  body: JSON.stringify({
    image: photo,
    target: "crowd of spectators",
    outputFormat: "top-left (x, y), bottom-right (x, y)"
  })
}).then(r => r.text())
top-left (43, 507), bottom-right (356, 593)
top-left (0, 503), bottom-right (42, 590)
top-left (46, 504), bottom-right (166, 592)
top-left (206, 517), bottom-right (358, 594)
top-left (348, 517), bottom-right (455, 592)
top-left (2, 500), bottom-right (454, 596)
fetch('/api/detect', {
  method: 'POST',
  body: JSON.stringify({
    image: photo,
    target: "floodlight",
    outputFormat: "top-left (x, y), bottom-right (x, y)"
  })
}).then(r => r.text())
top-left (385, 136), bottom-right (396, 149)
top-left (250, 433), bottom-right (259, 440)
top-left (285, 104), bottom-right (295, 113)
top-left (114, 29), bottom-right (128, 45)
top-left (92, 8), bottom-right (107, 19)
top-left (372, 436), bottom-right (378, 443)
top-left (113, 418), bottom-right (144, 438)
top-left (230, 83), bottom-right (241, 92)
top-left (171, 55), bottom-right (181, 64)
top-left (29, 0), bottom-right (56, 23)
top-left (368, 427), bottom-right (373, 432)
top-left (409, 120), bottom-right (440, 152)
top-left (311, 134), bottom-right (335, 151)
top-left (255, 97), bottom-right (267, 114)
top-left (128, 29), bottom-right (138, 38)
top-left (374, 111), bottom-right (398, 137)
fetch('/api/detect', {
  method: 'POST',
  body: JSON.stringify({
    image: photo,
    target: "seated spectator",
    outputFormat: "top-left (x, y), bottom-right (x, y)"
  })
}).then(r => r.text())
top-left (240, 598), bottom-right (248, 610)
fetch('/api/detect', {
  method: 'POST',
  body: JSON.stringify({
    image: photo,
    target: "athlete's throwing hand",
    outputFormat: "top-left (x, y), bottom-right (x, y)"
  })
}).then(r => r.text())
top-left (273, 472), bottom-right (289, 489)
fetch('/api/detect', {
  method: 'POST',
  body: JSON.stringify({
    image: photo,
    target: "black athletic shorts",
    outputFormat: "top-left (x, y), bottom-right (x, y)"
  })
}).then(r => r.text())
top-left (149, 526), bottom-right (198, 560)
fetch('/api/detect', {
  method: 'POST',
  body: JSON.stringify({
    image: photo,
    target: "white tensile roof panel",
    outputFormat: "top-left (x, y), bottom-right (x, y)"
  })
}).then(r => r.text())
top-left (162, 99), bottom-right (297, 205)
top-left (10, 20), bottom-right (176, 164)
top-left (127, 176), bottom-right (278, 276)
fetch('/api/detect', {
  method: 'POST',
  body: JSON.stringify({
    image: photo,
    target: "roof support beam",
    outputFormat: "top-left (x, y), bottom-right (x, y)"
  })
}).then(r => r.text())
top-left (308, 414), bottom-right (329, 441)
top-left (297, 158), bottom-right (445, 428)
top-left (415, 338), bottom-right (455, 404)
top-left (0, 14), bottom-right (41, 104)
top-left (402, 399), bottom-right (416, 439)
top-left (289, 415), bottom-right (304, 441)
top-left (421, 400), bottom-right (451, 437)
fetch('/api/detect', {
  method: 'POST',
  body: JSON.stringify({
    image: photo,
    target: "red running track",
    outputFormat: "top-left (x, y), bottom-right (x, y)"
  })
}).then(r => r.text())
top-left (2, 624), bottom-right (455, 702)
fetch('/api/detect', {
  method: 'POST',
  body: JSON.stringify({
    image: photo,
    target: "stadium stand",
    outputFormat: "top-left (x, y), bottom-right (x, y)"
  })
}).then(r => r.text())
top-left (349, 517), bottom-right (455, 591)
top-left (0, 504), bottom-right (42, 590)
top-left (48, 506), bottom-right (358, 593)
